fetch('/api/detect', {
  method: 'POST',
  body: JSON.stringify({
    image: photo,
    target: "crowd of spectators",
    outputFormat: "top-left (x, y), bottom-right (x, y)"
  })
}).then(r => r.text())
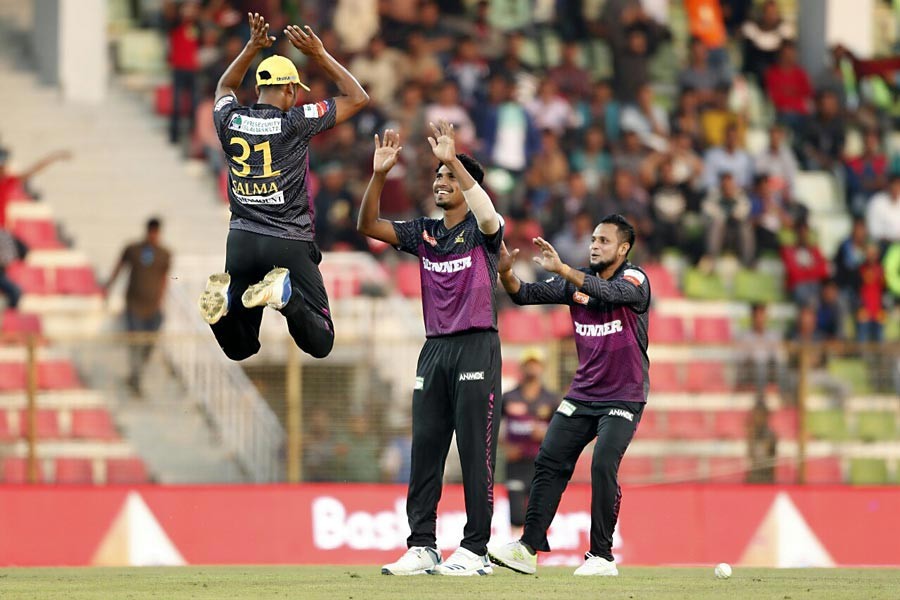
top-left (143, 0), bottom-right (900, 341)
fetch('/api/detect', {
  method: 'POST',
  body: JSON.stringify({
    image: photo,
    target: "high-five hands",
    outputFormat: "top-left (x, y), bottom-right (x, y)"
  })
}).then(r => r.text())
top-left (373, 129), bottom-right (403, 175)
top-left (532, 237), bottom-right (565, 274)
top-left (284, 24), bottom-right (325, 58)
top-left (247, 13), bottom-right (275, 50)
top-left (427, 120), bottom-right (456, 163)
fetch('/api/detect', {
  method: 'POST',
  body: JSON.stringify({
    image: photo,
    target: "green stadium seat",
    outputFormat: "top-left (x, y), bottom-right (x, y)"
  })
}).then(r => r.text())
top-left (806, 410), bottom-right (848, 441)
top-left (733, 269), bottom-right (783, 303)
top-left (682, 268), bottom-right (728, 301)
top-left (848, 458), bottom-right (889, 485)
top-left (855, 412), bottom-right (898, 442)
top-left (826, 358), bottom-right (872, 395)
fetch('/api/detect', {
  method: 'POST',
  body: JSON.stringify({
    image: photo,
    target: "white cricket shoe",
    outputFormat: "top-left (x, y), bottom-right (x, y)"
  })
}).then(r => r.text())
top-left (381, 546), bottom-right (442, 576)
top-left (488, 540), bottom-right (537, 574)
top-left (573, 553), bottom-right (618, 576)
top-left (431, 547), bottom-right (493, 576)
top-left (198, 273), bottom-right (231, 325)
top-left (242, 267), bottom-right (291, 310)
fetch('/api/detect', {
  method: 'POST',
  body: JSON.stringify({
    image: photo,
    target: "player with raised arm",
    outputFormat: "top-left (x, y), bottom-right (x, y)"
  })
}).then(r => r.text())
top-left (198, 13), bottom-right (368, 360)
top-left (488, 214), bottom-right (651, 577)
top-left (357, 122), bottom-right (504, 576)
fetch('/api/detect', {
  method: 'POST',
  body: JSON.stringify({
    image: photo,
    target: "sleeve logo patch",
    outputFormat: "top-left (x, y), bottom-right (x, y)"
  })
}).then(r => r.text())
top-left (421, 230), bottom-right (438, 247)
top-left (573, 291), bottom-right (590, 305)
top-left (302, 100), bottom-right (329, 118)
top-left (623, 268), bottom-right (646, 287)
top-left (214, 95), bottom-right (235, 112)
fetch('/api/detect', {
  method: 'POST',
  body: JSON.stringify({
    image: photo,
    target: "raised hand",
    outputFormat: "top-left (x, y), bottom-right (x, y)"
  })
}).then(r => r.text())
top-left (247, 13), bottom-right (275, 50)
top-left (373, 129), bottom-right (402, 175)
top-left (427, 120), bottom-right (456, 163)
top-left (498, 241), bottom-right (519, 275)
top-left (284, 24), bottom-right (325, 58)
top-left (532, 237), bottom-right (565, 274)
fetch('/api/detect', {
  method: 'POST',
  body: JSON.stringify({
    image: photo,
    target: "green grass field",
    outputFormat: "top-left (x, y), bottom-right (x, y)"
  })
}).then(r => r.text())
top-left (2, 566), bottom-right (899, 600)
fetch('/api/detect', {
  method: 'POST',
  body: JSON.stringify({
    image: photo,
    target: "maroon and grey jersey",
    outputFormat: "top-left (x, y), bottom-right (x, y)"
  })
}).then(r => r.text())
top-left (212, 94), bottom-right (337, 241)
top-left (393, 212), bottom-right (504, 337)
top-left (509, 263), bottom-right (651, 402)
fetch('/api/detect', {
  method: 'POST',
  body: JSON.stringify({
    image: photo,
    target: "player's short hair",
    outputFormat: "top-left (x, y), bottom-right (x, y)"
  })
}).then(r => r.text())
top-left (599, 214), bottom-right (635, 254)
top-left (435, 153), bottom-right (484, 185)
top-left (147, 217), bottom-right (162, 232)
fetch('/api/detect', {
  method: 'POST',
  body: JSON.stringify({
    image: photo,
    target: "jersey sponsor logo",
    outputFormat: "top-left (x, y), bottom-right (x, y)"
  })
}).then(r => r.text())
top-left (422, 231), bottom-right (437, 247)
top-left (232, 189), bottom-right (285, 205)
top-left (557, 399), bottom-right (577, 416)
top-left (422, 256), bottom-right (472, 274)
top-left (303, 101), bottom-right (329, 118)
top-left (214, 95), bottom-right (235, 112)
top-left (229, 114), bottom-right (283, 135)
top-left (623, 268), bottom-right (646, 287)
top-left (574, 319), bottom-right (623, 337)
top-left (608, 408), bottom-right (634, 421)
top-left (573, 291), bottom-right (590, 305)
top-left (232, 180), bottom-right (279, 196)
top-left (459, 371), bottom-right (484, 381)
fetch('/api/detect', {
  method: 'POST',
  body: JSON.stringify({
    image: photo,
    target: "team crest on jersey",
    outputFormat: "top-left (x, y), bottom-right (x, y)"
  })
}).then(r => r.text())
top-left (454, 235), bottom-right (465, 244)
top-left (422, 231), bottom-right (438, 246)
top-left (573, 291), bottom-right (590, 305)
top-left (302, 101), bottom-right (329, 118)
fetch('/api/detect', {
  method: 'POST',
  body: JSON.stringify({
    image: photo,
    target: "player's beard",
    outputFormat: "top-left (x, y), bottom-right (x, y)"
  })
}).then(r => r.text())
top-left (589, 257), bottom-right (613, 273)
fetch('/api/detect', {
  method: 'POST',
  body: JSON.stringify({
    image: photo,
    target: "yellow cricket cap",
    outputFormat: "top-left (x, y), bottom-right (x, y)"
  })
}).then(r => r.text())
top-left (256, 55), bottom-right (310, 91)
top-left (520, 347), bottom-right (545, 364)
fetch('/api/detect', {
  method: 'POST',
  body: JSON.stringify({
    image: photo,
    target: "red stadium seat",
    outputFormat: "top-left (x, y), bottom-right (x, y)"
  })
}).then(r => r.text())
top-left (1, 310), bottom-right (43, 336)
top-left (0, 362), bottom-right (27, 391)
top-left (776, 460), bottom-right (797, 484)
top-left (686, 361), bottom-right (731, 393)
top-left (548, 306), bottom-right (573, 338)
top-left (2, 457), bottom-right (44, 483)
top-left (769, 408), bottom-right (798, 439)
top-left (641, 264), bottom-right (681, 298)
top-left (618, 455), bottom-right (656, 484)
top-left (650, 362), bottom-right (682, 393)
top-left (55, 267), bottom-right (102, 295)
top-left (713, 410), bottom-right (749, 439)
top-left (635, 409), bottom-right (663, 439)
top-left (37, 360), bottom-right (81, 390)
top-left (666, 410), bottom-right (711, 439)
top-left (394, 261), bottom-right (422, 298)
top-left (6, 261), bottom-right (55, 295)
top-left (692, 316), bottom-right (732, 343)
top-left (804, 456), bottom-right (844, 484)
top-left (499, 309), bottom-right (550, 344)
top-left (0, 411), bottom-right (11, 440)
top-left (55, 458), bottom-right (94, 484)
top-left (18, 409), bottom-right (60, 438)
top-left (12, 219), bottom-right (63, 250)
top-left (708, 457), bottom-right (747, 483)
top-left (649, 312), bottom-right (687, 343)
top-left (71, 409), bottom-right (117, 440)
top-left (106, 458), bottom-right (150, 484)
top-left (662, 456), bottom-right (701, 482)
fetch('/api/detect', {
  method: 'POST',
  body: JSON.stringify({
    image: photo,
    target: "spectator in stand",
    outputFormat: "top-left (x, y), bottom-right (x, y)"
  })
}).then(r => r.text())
top-left (746, 397), bottom-right (777, 484)
top-left (576, 80), bottom-right (621, 143)
top-left (678, 36), bottom-right (730, 107)
top-left (500, 347), bottom-right (557, 536)
top-left (750, 173), bottom-right (791, 256)
top-left (203, 34), bottom-right (251, 102)
top-left (606, 5), bottom-right (670, 103)
top-left (489, 31), bottom-right (538, 100)
top-left (740, 304), bottom-right (786, 395)
top-left (780, 220), bottom-right (830, 307)
top-left (740, 0), bottom-right (794, 86)
top-left (424, 80), bottom-right (477, 152)
top-left (552, 209), bottom-right (595, 267)
top-left (405, 31), bottom-right (443, 88)
top-left (569, 126), bottom-right (612, 195)
top-left (548, 42), bottom-right (593, 101)
top-left (833, 217), bottom-right (868, 309)
top-left (613, 129), bottom-right (651, 177)
top-left (856, 243), bottom-right (886, 342)
top-left (665, 130), bottom-right (705, 191)
top-left (684, 0), bottom-right (732, 82)
top-left (348, 36), bottom-right (407, 108)
top-left (166, 0), bottom-right (201, 144)
top-left (447, 36), bottom-right (490, 109)
top-left (526, 130), bottom-right (570, 210)
top-left (703, 123), bottom-right (754, 190)
top-left (526, 79), bottom-right (576, 137)
top-left (815, 279), bottom-right (846, 341)
top-left (865, 173), bottom-right (900, 246)
top-left (620, 83), bottom-right (670, 152)
top-left (332, 0), bottom-right (378, 53)
top-left (671, 88), bottom-right (703, 144)
top-left (303, 406), bottom-right (338, 481)
top-left (647, 157), bottom-right (693, 259)
top-left (104, 218), bottom-right (172, 396)
top-left (764, 41), bottom-right (813, 131)
top-left (798, 90), bottom-right (846, 172)
top-left (700, 85), bottom-right (744, 149)
top-left (702, 172), bottom-right (755, 266)
top-left (754, 124), bottom-right (799, 202)
top-left (0, 227), bottom-right (23, 310)
top-left (0, 148), bottom-right (71, 226)
top-left (333, 412), bottom-right (381, 482)
top-left (314, 164), bottom-right (367, 252)
top-left (417, 0), bottom-right (456, 64)
top-left (845, 130), bottom-right (888, 217)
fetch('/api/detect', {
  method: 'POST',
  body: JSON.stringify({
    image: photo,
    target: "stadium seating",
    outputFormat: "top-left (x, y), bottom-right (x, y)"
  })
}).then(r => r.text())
top-left (0, 362), bottom-right (27, 391)
top-left (37, 360), bottom-right (81, 390)
top-left (649, 313), bottom-right (687, 343)
top-left (682, 268), bottom-right (728, 301)
top-left (11, 219), bottom-right (64, 250)
top-left (55, 267), bottom-right (102, 295)
top-left (662, 456), bottom-right (701, 481)
top-left (806, 410), bottom-right (848, 441)
top-left (708, 457), bottom-right (747, 483)
top-left (548, 306), bottom-right (573, 337)
top-left (71, 409), bottom-right (118, 440)
top-left (106, 458), bottom-right (150, 484)
top-left (666, 410), bottom-right (711, 440)
top-left (618, 456), bottom-right (656, 484)
top-left (804, 457), bottom-right (844, 484)
top-left (499, 309), bottom-right (550, 344)
top-left (0, 411), bottom-right (10, 440)
top-left (0, 310), bottom-right (43, 336)
top-left (394, 261), bottom-right (422, 298)
top-left (692, 316), bottom-right (732, 343)
top-left (55, 458), bottom-right (94, 484)
top-left (6, 261), bottom-right (55, 295)
top-left (636, 410), bottom-right (662, 439)
top-left (855, 411), bottom-right (898, 442)
top-left (1, 457), bottom-right (43, 483)
top-left (848, 458), bottom-right (890, 485)
top-left (19, 409), bottom-right (61, 438)
top-left (650, 362), bottom-right (682, 393)
top-left (713, 410), bottom-right (748, 439)
top-left (685, 361), bottom-right (731, 393)
top-left (770, 408), bottom-right (798, 439)
top-left (641, 264), bottom-right (681, 298)
top-left (733, 269), bottom-right (783, 303)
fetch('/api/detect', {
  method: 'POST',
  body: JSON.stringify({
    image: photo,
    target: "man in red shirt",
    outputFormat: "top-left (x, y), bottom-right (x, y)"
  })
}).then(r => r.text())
top-left (0, 148), bottom-right (70, 227)
top-left (765, 41), bottom-right (812, 131)
top-left (780, 220), bottom-right (830, 306)
top-left (167, 1), bottom-right (200, 143)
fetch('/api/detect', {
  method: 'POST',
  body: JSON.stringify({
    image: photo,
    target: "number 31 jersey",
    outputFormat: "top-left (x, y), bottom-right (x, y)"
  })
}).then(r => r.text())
top-left (212, 94), bottom-right (337, 241)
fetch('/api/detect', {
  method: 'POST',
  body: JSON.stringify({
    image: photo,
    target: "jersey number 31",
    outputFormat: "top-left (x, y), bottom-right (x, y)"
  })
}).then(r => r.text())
top-left (229, 137), bottom-right (280, 178)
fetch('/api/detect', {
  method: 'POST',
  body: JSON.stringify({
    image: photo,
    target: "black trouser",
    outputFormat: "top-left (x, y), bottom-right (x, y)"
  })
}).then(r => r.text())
top-left (521, 399), bottom-right (643, 561)
top-left (211, 229), bottom-right (334, 360)
top-left (169, 69), bottom-right (197, 143)
top-left (406, 331), bottom-right (501, 556)
top-left (125, 310), bottom-right (163, 384)
top-left (506, 460), bottom-right (536, 527)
